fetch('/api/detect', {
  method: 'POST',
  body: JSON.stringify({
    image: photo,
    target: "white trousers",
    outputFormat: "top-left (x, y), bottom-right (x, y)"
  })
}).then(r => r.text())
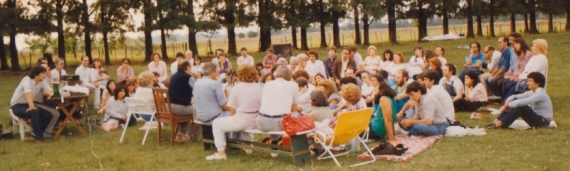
top-left (93, 86), bottom-right (104, 108)
top-left (212, 113), bottom-right (257, 152)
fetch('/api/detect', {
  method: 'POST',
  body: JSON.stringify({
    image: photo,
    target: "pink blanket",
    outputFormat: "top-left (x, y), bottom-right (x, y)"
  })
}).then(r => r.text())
top-left (357, 134), bottom-right (443, 162)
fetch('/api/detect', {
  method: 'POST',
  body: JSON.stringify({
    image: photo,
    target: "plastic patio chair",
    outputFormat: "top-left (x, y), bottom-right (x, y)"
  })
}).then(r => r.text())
top-left (120, 98), bottom-right (156, 145)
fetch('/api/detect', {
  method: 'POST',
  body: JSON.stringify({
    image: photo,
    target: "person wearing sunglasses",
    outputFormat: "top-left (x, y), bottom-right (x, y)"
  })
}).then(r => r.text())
top-left (117, 57), bottom-right (134, 82)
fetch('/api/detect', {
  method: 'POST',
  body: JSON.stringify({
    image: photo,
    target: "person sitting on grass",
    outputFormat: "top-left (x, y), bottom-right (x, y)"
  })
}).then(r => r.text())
top-left (317, 79), bottom-right (342, 109)
top-left (398, 82), bottom-right (449, 137)
top-left (98, 80), bottom-right (117, 114)
top-left (101, 86), bottom-right (136, 132)
top-left (308, 90), bottom-right (334, 122)
top-left (458, 42), bottom-right (486, 84)
top-left (10, 66), bottom-right (53, 143)
top-left (206, 65), bottom-right (263, 160)
top-left (296, 77), bottom-right (314, 114)
top-left (369, 82), bottom-right (398, 142)
top-left (439, 63), bottom-right (464, 101)
top-left (486, 72), bottom-right (552, 129)
top-left (454, 70), bottom-right (488, 113)
top-left (423, 71), bottom-right (455, 121)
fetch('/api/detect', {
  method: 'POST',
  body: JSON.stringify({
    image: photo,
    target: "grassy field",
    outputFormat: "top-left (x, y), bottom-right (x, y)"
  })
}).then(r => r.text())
top-left (1, 32), bottom-right (569, 170)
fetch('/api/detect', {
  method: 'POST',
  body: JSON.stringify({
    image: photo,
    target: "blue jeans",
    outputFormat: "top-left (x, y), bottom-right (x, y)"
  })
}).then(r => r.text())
top-left (399, 119), bottom-right (448, 136)
top-left (501, 79), bottom-right (518, 104)
top-left (11, 104), bottom-right (53, 140)
top-left (458, 67), bottom-right (481, 84)
top-left (486, 75), bottom-right (504, 96)
top-left (497, 106), bottom-right (550, 128)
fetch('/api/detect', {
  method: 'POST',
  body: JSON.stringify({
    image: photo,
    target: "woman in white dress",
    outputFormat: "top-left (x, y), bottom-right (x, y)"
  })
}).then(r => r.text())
top-left (361, 45), bottom-right (382, 73)
top-left (92, 58), bottom-right (110, 110)
top-left (380, 49), bottom-right (394, 69)
top-left (407, 47), bottom-right (426, 80)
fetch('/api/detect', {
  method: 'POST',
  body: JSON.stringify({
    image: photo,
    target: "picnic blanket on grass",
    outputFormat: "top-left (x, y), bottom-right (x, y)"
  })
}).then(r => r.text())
top-left (357, 134), bottom-right (442, 162)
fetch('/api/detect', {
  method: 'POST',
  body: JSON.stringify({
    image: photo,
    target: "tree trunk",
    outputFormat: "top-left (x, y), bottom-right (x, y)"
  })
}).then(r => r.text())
top-left (82, 0), bottom-right (92, 63)
top-left (332, 19), bottom-right (341, 48)
top-left (476, 15), bottom-right (483, 36)
top-left (160, 26), bottom-right (168, 59)
top-left (259, 29), bottom-right (272, 52)
top-left (56, 3), bottom-right (66, 62)
top-left (353, 5), bottom-right (361, 45)
top-left (466, 0), bottom-right (475, 39)
top-left (362, 13), bottom-right (370, 46)
top-left (523, 13), bottom-right (529, 33)
top-left (144, 1), bottom-right (153, 62)
top-left (387, 1), bottom-right (397, 44)
top-left (529, 11), bottom-right (539, 34)
top-left (510, 12), bottom-right (516, 33)
top-left (103, 32), bottom-right (111, 65)
top-left (227, 27), bottom-right (238, 55)
top-left (548, 12), bottom-right (553, 33)
top-left (489, 0), bottom-right (495, 37)
top-left (291, 26), bottom-right (298, 50)
top-left (442, 11), bottom-right (449, 34)
top-left (9, 33), bottom-right (20, 71)
top-left (566, 8), bottom-right (570, 31)
top-left (188, 30), bottom-right (198, 55)
top-left (0, 30), bottom-right (9, 70)
top-left (300, 27), bottom-right (309, 51)
top-left (258, 0), bottom-right (271, 52)
top-left (319, 22), bottom-right (327, 48)
top-left (418, 16), bottom-right (428, 42)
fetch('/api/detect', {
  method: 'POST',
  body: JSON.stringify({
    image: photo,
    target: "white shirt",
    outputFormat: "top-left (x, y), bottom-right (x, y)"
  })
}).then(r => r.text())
top-left (363, 56), bottom-right (381, 72)
top-left (10, 76), bottom-right (52, 106)
top-left (148, 61), bottom-right (168, 82)
top-left (354, 53), bottom-right (364, 70)
top-left (237, 55), bottom-right (254, 67)
top-left (259, 78), bottom-right (299, 115)
top-left (466, 83), bottom-right (488, 102)
top-left (92, 68), bottom-right (108, 88)
top-left (193, 63), bottom-right (204, 74)
top-left (427, 84), bottom-right (455, 121)
top-left (518, 54), bottom-right (548, 79)
top-left (75, 65), bottom-right (95, 88)
top-left (170, 61), bottom-right (179, 75)
top-left (131, 87), bottom-right (156, 110)
top-left (438, 56), bottom-right (447, 65)
top-left (407, 56), bottom-right (425, 77)
top-left (379, 61), bottom-right (393, 70)
top-left (438, 76), bottom-right (464, 96)
top-left (340, 58), bottom-right (349, 78)
top-left (307, 60), bottom-right (327, 78)
top-left (385, 63), bottom-right (406, 79)
top-left (298, 85), bottom-right (314, 114)
top-left (361, 83), bottom-right (374, 97)
top-left (488, 50), bottom-right (502, 71)
top-left (51, 68), bottom-right (67, 81)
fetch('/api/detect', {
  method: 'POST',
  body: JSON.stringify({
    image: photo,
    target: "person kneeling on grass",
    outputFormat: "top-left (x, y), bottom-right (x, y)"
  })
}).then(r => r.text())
top-left (486, 72), bottom-right (552, 129)
top-left (101, 86), bottom-right (136, 132)
top-left (398, 82), bottom-right (449, 137)
top-left (206, 66), bottom-right (263, 160)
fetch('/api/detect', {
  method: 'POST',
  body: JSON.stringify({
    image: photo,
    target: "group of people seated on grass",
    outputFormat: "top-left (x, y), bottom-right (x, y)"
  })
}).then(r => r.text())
top-left (9, 32), bottom-right (554, 163)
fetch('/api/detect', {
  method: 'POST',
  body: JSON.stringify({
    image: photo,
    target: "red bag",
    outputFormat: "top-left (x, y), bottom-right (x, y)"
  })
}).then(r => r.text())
top-left (282, 114), bottom-right (315, 135)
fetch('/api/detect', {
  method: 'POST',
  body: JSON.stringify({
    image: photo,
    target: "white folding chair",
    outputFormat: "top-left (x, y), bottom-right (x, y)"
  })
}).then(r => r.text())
top-left (9, 109), bottom-right (32, 141)
top-left (120, 98), bottom-right (156, 145)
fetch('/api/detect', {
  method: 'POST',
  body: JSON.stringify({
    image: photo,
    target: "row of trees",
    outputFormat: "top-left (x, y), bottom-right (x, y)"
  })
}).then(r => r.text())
top-left (1, 0), bottom-right (570, 71)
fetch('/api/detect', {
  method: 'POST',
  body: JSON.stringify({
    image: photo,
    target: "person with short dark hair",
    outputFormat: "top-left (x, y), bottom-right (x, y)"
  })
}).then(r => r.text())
top-left (76, 56), bottom-right (97, 90)
top-left (458, 42), bottom-right (486, 84)
top-left (434, 46), bottom-right (448, 65)
top-left (237, 47), bottom-right (254, 67)
top-left (486, 36), bottom-right (516, 97)
top-left (440, 63), bottom-right (464, 101)
top-left (487, 72), bottom-right (552, 129)
top-left (423, 71), bottom-right (455, 121)
top-left (192, 56), bottom-right (204, 75)
top-left (398, 82), bottom-right (448, 137)
top-left (170, 52), bottom-right (186, 75)
top-left (10, 66), bottom-right (53, 143)
top-left (169, 61), bottom-right (197, 141)
top-left (308, 90), bottom-right (333, 122)
top-left (324, 47), bottom-right (338, 78)
top-left (296, 77), bottom-right (314, 114)
top-left (332, 48), bottom-right (357, 82)
top-left (342, 66), bottom-right (362, 87)
top-left (349, 45), bottom-right (364, 70)
top-left (117, 58), bottom-right (135, 82)
top-left (262, 48), bottom-right (278, 74)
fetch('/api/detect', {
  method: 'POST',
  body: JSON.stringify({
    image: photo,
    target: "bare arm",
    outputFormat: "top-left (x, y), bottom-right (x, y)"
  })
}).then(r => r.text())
top-left (380, 97), bottom-right (395, 141)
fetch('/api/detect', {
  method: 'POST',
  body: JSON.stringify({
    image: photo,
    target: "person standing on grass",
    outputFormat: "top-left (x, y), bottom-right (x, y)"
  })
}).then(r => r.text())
top-left (439, 63), bottom-right (464, 102)
top-left (206, 66), bottom-right (262, 160)
top-left (398, 82), bottom-right (448, 137)
top-left (117, 58), bottom-right (135, 82)
top-left (237, 47), bottom-right (254, 67)
top-left (10, 66), bottom-right (54, 143)
top-left (148, 52), bottom-right (168, 85)
top-left (457, 42), bottom-right (486, 84)
top-left (454, 70), bottom-right (488, 113)
top-left (170, 52), bottom-right (186, 75)
top-left (486, 72), bottom-right (552, 129)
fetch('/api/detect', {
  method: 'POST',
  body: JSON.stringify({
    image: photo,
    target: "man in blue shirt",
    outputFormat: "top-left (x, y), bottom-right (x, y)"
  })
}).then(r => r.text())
top-left (485, 37), bottom-right (512, 96)
top-left (487, 72), bottom-right (552, 129)
top-left (458, 42), bottom-right (486, 84)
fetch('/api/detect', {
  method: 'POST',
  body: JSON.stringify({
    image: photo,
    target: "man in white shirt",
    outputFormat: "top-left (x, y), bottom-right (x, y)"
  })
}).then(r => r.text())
top-left (435, 46), bottom-right (448, 65)
top-left (480, 45), bottom-right (502, 95)
top-left (439, 63), bottom-right (464, 101)
top-left (424, 71), bottom-right (455, 121)
top-left (349, 45), bottom-right (364, 70)
top-left (51, 58), bottom-right (67, 82)
top-left (257, 66), bottom-right (299, 148)
top-left (237, 47), bottom-right (254, 67)
top-left (75, 56), bottom-right (97, 91)
top-left (170, 52), bottom-right (186, 75)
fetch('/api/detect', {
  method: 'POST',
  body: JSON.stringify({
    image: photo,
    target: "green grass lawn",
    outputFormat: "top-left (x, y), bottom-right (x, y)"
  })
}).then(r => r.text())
top-left (1, 32), bottom-right (570, 170)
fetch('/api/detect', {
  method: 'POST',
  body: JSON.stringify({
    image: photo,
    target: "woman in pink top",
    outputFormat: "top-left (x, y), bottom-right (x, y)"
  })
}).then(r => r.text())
top-left (454, 70), bottom-right (488, 113)
top-left (206, 65), bottom-right (263, 160)
top-left (262, 49), bottom-right (278, 74)
top-left (148, 52), bottom-right (168, 84)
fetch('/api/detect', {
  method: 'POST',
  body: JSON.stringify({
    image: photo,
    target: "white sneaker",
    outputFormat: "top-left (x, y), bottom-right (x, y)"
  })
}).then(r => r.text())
top-left (205, 153), bottom-right (227, 160)
top-left (270, 153), bottom-right (278, 157)
top-left (243, 149), bottom-right (252, 154)
top-left (410, 135), bottom-right (423, 139)
top-left (491, 109), bottom-right (502, 115)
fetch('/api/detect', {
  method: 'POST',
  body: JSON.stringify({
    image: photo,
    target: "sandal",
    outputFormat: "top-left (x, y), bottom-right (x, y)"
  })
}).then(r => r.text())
top-left (25, 137), bottom-right (45, 144)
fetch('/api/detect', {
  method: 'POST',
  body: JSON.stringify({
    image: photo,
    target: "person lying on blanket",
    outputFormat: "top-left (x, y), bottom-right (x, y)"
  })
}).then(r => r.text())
top-left (486, 72), bottom-right (553, 129)
top-left (397, 82), bottom-right (449, 137)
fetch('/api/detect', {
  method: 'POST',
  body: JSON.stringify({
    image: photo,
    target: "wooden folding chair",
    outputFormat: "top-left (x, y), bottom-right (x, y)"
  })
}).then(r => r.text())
top-left (119, 98), bottom-right (156, 145)
top-left (314, 108), bottom-right (376, 167)
top-left (151, 88), bottom-right (195, 146)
